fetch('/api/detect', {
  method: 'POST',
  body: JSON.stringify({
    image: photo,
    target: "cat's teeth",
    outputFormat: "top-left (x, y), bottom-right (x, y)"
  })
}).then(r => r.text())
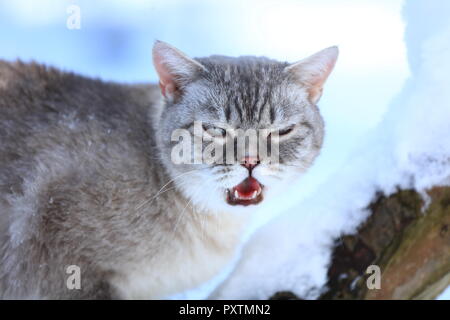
top-left (232, 189), bottom-right (261, 200)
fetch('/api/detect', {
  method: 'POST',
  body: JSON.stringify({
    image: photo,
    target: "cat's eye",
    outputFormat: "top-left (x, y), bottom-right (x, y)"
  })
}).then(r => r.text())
top-left (278, 125), bottom-right (295, 136)
top-left (202, 124), bottom-right (227, 138)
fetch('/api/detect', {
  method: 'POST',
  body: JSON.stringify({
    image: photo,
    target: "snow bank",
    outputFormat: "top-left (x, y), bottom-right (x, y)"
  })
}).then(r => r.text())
top-left (212, 0), bottom-right (450, 299)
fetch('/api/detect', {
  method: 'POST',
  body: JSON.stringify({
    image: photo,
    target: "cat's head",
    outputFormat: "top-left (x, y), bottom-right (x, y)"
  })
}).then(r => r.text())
top-left (152, 41), bottom-right (337, 214)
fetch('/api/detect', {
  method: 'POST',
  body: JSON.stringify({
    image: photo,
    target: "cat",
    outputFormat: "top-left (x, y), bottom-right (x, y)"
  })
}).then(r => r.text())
top-left (0, 40), bottom-right (337, 299)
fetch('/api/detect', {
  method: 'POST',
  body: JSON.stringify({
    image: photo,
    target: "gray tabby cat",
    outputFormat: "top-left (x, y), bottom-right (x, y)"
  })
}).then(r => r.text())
top-left (0, 41), bottom-right (337, 299)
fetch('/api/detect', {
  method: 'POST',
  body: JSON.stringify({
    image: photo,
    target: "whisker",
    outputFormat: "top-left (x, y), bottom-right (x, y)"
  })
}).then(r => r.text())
top-left (173, 184), bottom-right (200, 235)
top-left (172, 175), bottom-right (215, 237)
top-left (134, 168), bottom-right (205, 211)
top-left (282, 163), bottom-right (307, 170)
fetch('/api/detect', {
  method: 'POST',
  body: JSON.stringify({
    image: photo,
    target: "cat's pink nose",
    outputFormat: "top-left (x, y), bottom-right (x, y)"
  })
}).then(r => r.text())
top-left (241, 156), bottom-right (260, 171)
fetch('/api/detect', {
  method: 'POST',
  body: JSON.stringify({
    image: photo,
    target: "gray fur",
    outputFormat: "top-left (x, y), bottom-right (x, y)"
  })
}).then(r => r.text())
top-left (0, 43), bottom-right (335, 299)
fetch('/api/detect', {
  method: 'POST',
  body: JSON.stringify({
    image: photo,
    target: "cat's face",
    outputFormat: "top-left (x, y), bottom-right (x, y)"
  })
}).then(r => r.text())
top-left (153, 41), bottom-right (337, 214)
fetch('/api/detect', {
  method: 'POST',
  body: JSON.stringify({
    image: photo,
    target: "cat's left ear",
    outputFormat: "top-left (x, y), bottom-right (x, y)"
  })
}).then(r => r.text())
top-left (152, 40), bottom-right (206, 101)
top-left (285, 46), bottom-right (338, 104)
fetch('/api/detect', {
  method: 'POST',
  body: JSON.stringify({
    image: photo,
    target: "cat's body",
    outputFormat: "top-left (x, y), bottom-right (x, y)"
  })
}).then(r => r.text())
top-left (0, 42), bottom-right (337, 299)
top-left (0, 61), bottom-right (247, 298)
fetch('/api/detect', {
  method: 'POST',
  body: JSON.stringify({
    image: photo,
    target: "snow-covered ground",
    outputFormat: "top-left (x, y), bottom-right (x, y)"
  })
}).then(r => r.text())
top-left (0, 0), bottom-right (448, 299)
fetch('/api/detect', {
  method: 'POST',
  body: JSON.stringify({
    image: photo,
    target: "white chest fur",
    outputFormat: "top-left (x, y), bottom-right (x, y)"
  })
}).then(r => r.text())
top-left (111, 211), bottom-right (248, 299)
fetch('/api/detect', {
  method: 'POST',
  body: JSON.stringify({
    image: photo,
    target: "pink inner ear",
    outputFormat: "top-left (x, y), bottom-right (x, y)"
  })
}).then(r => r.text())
top-left (158, 81), bottom-right (166, 97)
top-left (300, 53), bottom-right (338, 103)
top-left (158, 81), bottom-right (176, 98)
top-left (306, 69), bottom-right (329, 102)
top-left (153, 54), bottom-right (177, 98)
top-left (308, 59), bottom-right (336, 88)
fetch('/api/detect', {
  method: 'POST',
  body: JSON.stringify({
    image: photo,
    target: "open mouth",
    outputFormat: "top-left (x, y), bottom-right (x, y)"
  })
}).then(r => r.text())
top-left (226, 176), bottom-right (264, 206)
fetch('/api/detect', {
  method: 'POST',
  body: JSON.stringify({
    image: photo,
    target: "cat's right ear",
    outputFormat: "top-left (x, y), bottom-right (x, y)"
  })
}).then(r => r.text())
top-left (285, 46), bottom-right (338, 104)
top-left (152, 40), bottom-right (206, 101)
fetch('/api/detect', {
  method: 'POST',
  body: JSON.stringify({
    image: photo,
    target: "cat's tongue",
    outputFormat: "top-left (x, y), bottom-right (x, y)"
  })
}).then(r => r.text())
top-left (227, 177), bottom-right (263, 206)
top-left (234, 177), bottom-right (261, 198)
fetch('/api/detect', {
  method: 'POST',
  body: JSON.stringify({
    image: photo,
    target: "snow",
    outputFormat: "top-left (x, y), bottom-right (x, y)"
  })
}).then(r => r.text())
top-left (437, 285), bottom-right (450, 300)
top-left (212, 0), bottom-right (450, 299)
